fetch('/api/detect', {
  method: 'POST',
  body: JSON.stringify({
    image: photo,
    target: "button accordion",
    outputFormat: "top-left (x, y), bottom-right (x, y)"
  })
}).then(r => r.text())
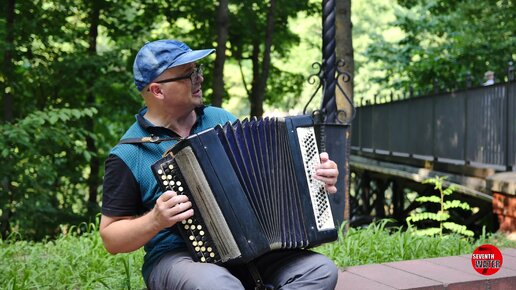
top-left (151, 115), bottom-right (337, 265)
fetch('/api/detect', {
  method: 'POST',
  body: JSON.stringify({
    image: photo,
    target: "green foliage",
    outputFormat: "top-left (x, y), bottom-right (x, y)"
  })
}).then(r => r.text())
top-left (315, 220), bottom-right (516, 268)
top-left (0, 221), bottom-right (145, 289)
top-left (407, 212), bottom-right (450, 223)
top-left (352, 0), bottom-right (404, 103)
top-left (406, 176), bottom-right (474, 237)
top-left (364, 0), bottom-right (516, 97)
top-left (1, 219), bottom-right (514, 288)
top-left (0, 107), bottom-right (98, 240)
top-left (226, 0), bottom-right (312, 113)
top-left (1, 0), bottom-right (318, 240)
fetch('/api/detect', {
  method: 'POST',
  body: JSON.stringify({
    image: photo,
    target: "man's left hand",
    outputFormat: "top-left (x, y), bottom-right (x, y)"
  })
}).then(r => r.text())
top-left (314, 152), bottom-right (339, 194)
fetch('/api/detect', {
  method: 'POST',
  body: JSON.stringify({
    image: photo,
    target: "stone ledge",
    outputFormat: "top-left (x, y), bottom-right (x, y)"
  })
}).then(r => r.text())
top-left (336, 248), bottom-right (516, 290)
top-left (487, 172), bottom-right (516, 196)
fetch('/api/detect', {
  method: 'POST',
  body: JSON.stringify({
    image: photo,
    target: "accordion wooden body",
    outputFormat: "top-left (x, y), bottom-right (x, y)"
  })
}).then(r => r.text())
top-left (151, 115), bottom-right (337, 265)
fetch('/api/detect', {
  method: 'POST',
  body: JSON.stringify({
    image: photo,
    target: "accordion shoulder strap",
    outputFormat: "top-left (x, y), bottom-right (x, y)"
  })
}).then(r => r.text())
top-left (118, 135), bottom-right (180, 145)
top-left (247, 261), bottom-right (274, 290)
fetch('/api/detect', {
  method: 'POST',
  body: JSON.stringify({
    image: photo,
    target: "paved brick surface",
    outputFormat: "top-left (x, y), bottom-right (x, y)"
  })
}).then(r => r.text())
top-left (336, 270), bottom-right (396, 290)
top-left (385, 259), bottom-right (484, 290)
top-left (502, 248), bottom-right (516, 257)
top-left (336, 248), bottom-right (516, 290)
top-left (344, 263), bottom-right (442, 290)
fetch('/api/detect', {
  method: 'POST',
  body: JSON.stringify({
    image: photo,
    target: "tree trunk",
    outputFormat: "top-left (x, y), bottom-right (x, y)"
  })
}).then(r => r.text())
top-left (249, 41), bottom-right (262, 117)
top-left (212, 0), bottom-right (229, 107)
top-left (1, 0), bottom-right (15, 239)
top-left (249, 0), bottom-right (276, 117)
top-left (335, 0), bottom-right (353, 226)
top-left (86, 0), bottom-right (101, 216)
top-left (335, 0), bottom-right (354, 115)
top-left (3, 0), bottom-right (15, 122)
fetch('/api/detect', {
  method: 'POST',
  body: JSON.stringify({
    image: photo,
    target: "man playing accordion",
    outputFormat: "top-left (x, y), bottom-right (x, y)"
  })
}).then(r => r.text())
top-left (99, 39), bottom-right (339, 290)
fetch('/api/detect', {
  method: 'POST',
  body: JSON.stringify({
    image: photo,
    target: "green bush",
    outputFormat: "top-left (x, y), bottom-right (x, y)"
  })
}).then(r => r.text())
top-left (315, 220), bottom-right (516, 268)
top-left (2, 219), bottom-right (514, 289)
top-left (0, 222), bottom-right (145, 290)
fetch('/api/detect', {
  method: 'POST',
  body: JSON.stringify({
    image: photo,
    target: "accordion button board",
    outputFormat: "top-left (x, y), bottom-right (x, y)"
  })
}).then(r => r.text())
top-left (296, 127), bottom-right (335, 231)
top-left (151, 115), bottom-right (338, 265)
top-left (154, 158), bottom-right (223, 264)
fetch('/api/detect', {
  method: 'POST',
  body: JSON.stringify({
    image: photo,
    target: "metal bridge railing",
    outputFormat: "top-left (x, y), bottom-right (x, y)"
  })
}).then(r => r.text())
top-left (351, 81), bottom-right (516, 171)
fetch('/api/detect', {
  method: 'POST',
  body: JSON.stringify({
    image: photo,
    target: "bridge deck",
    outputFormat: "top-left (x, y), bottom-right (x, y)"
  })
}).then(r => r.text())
top-left (350, 154), bottom-right (493, 202)
top-left (335, 248), bottom-right (516, 290)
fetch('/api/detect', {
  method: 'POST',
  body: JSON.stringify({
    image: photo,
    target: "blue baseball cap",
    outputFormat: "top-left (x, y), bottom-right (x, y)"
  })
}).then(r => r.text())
top-left (133, 40), bottom-right (215, 91)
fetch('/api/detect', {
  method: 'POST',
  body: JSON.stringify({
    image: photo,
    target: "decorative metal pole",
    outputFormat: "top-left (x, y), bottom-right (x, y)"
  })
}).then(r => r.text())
top-left (322, 0), bottom-right (337, 123)
top-left (303, 0), bottom-right (355, 224)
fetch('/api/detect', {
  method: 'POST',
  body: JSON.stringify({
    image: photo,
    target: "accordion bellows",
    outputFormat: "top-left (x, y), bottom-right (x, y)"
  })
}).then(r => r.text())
top-left (151, 115), bottom-right (337, 265)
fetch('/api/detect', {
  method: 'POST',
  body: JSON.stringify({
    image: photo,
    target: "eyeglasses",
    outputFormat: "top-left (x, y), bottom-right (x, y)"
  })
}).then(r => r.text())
top-left (154, 64), bottom-right (204, 85)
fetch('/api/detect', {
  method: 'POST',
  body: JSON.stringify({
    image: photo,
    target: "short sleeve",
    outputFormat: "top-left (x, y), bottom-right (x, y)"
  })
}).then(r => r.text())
top-left (101, 154), bottom-right (145, 216)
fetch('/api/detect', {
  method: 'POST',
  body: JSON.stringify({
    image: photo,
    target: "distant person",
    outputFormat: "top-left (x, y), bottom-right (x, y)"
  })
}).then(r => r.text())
top-left (483, 71), bottom-right (495, 86)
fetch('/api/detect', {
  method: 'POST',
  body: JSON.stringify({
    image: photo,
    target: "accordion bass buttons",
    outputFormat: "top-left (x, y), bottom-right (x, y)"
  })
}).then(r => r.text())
top-left (152, 155), bottom-right (223, 264)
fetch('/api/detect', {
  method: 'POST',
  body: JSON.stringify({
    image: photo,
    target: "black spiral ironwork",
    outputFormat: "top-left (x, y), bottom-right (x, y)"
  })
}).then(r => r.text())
top-left (303, 62), bottom-right (323, 116)
top-left (304, 60), bottom-right (355, 124)
top-left (304, 0), bottom-right (354, 126)
top-left (322, 0), bottom-right (337, 123)
top-left (302, 0), bottom-right (356, 224)
top-left (335, 59), bottom-right (355, 124)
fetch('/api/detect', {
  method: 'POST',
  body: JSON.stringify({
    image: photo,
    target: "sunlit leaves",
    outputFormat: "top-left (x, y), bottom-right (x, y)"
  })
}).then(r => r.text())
top-left (365, 0), bottom-right (516, 97)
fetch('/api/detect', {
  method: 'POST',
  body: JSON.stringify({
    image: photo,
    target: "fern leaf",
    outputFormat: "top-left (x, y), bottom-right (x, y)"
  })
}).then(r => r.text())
top-left (443, 187), bottom-right (455, 196)
top-left (416, 196), bottom-right (441, 203)
top-left (435, 212), bottom-right (450, 221)
top-left (443, 200), bottom-right (471, 211)
top-left (407, 212), bottom-right (449, 223)
top-left (406, 213), bottom-right (429, 223)
top-left (442, 222), bottom-right (474, 236)
top-left (413, 227), bottom-right (441, 236)
top-left (422, 177), bottom-right (437, 185)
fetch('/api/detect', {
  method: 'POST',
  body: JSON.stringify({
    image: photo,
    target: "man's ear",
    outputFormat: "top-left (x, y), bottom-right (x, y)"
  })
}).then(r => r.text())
top-left (148, 83), bottom-right (165, 99)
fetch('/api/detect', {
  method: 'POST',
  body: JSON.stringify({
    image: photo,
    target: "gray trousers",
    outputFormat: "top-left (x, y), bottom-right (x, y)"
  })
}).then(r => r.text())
top-left (148, 249), bottom-right (338, 290)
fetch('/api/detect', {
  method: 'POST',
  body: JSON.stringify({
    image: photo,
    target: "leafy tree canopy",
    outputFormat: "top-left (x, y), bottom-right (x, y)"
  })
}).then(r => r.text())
top-left (364, 0), bottom-right (515, 99)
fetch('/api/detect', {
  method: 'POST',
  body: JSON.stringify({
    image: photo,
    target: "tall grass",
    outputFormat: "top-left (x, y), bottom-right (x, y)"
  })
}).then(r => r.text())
top-left (0, 223), bottom-right (145, 290)
top-left (2, 220), bottom-right (514, 289)
top-left (315, 220), bottom-right (516, 268)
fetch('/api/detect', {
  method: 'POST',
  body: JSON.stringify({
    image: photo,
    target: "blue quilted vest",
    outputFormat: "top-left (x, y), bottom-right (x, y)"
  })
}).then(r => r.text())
top-left (109, 106), bottom-right (236, 283)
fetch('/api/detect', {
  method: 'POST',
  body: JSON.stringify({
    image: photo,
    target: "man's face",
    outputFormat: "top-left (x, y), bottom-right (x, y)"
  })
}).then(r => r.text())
top-left (151, 62), bottom-right (205, 110)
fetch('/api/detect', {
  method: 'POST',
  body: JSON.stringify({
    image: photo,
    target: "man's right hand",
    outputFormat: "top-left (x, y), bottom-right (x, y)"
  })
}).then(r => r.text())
top-left (152, 190), bottom-right (194, 230)
top-left (99, 191), bottom-right (194, 254)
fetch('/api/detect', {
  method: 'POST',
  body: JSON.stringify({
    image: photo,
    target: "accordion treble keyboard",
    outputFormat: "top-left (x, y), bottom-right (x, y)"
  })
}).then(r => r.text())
top-left (297, 127), bottom-right (334, 231)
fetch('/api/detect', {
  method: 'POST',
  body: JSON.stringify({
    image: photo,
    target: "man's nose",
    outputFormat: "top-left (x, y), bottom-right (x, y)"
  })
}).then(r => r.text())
top-left (193, 74), bottom-right (204, 85)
